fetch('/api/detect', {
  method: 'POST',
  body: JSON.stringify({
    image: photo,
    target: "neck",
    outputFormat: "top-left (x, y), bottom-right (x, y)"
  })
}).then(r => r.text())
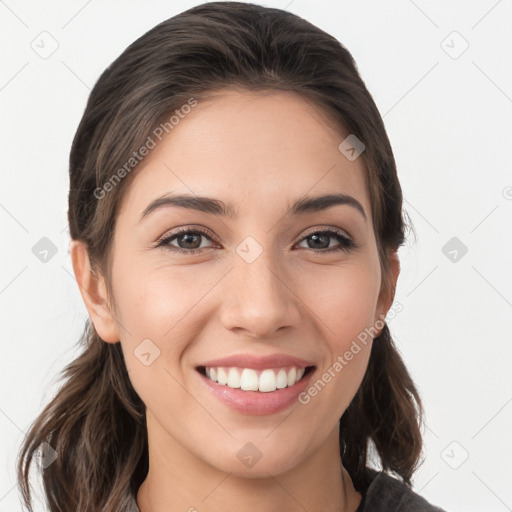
top-left (136, 414), bottom-right (361, 512)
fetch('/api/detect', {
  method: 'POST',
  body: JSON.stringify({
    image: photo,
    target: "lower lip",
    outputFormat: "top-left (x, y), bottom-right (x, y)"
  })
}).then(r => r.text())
top-left (197, 367), bottom-right (315, 415)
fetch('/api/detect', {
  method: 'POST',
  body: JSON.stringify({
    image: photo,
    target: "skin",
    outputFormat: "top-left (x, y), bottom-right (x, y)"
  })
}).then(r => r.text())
top-left (71, 88), bottom-right (399, 512)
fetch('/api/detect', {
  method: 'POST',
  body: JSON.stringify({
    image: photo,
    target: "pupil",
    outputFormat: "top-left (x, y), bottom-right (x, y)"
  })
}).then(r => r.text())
top-left (181, 233), bottom-right (200, 249)
top-left (310, 234), bottom-right (328, 249)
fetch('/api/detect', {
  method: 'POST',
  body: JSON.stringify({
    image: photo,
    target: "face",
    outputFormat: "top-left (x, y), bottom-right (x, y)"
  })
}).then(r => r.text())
top-left (84, 89), bottom-right (396, 478)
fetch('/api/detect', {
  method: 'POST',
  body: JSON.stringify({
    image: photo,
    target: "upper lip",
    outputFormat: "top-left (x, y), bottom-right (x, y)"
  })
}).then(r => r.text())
top-left (198, 354), bottom-right (315, 370)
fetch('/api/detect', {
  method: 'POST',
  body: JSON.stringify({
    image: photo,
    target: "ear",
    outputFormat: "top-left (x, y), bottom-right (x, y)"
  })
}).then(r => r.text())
top-left (374, 249), bottom-right (400, 331)
top-left (69, 240), bottom-right (120, 343)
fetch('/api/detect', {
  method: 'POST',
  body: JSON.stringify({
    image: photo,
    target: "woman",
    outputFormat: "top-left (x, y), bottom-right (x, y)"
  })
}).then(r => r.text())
top-left (17, 2), bottom-right (448, 511)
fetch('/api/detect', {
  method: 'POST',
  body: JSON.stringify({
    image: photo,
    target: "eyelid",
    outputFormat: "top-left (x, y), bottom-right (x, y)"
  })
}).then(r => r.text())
top-left (299, 225), bottom-right (353, 242)
top-left (155, 225), bottom-right (219, 248)
top-left (157, 224), bottom-right (215, 239)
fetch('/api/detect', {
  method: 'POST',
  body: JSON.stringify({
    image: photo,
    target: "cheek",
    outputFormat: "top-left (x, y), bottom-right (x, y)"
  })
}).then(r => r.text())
top-left (299, 276), bottom-right (377, 420)
top-left (113, 264), bottom-right (218, 395)
top-left (303, 261), bottom-right (381, 345)
top-left (116, 263), bottom-right (214, 340)
top-left (298, 262), bottom-right (380, 407)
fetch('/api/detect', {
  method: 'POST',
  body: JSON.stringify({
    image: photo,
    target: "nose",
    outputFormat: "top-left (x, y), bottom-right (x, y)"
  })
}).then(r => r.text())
top-left (219, 247), bottom-right (302, 339)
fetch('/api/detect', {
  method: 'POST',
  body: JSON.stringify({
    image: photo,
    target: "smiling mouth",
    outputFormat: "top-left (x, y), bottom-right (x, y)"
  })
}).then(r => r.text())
top-left (196, 365), bottom-right (315, 393)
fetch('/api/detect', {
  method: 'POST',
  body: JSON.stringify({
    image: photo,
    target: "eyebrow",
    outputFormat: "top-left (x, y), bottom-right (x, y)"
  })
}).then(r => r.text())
top-left (138, 192), bottom-right (367, 223)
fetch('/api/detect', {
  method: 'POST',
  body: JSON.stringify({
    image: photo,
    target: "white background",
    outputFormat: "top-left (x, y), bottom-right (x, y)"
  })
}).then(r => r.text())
top-left (1, 1), bottom-right (511, 511)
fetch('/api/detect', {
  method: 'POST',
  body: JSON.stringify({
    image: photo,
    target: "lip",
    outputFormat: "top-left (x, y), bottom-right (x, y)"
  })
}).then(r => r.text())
top-left (198, 353), bottom-right (315, 370)
top-left (196, 361), bottom-right (316, 416)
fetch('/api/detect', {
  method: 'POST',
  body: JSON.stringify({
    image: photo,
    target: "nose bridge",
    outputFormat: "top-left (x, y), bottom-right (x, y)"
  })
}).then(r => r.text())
top-left (220, 235), bottom-right (300, 337)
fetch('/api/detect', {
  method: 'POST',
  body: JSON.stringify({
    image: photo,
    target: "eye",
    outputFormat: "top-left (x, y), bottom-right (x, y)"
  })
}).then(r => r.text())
top-left (156, 227), bottom-right (217, 254)
top-left (155, 226), bottom-right (356, 255)
top-left (295, 228), bottom-right (355, 253)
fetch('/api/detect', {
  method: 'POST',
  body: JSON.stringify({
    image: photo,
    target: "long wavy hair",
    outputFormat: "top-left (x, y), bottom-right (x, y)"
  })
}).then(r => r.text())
top-left (17, 2), bottom-right (424, 511)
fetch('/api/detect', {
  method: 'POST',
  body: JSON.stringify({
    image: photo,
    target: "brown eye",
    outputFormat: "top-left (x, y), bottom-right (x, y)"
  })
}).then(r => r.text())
top-left (296, 229), bottom-right (354, 253)
top-left (157, 228), bottom-right (216, 253)
top-left (173, 232), bottom-right (203, 250)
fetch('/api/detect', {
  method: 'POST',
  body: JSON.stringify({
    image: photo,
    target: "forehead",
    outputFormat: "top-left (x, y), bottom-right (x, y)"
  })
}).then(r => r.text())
top-left (117, 89), bottom-right (370, 223)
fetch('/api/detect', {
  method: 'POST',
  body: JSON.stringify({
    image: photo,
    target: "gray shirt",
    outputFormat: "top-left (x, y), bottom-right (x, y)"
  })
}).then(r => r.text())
top-left (127, 468), bottom-right (448, 511)
top-left (355, 468), bottom-right (447, 511)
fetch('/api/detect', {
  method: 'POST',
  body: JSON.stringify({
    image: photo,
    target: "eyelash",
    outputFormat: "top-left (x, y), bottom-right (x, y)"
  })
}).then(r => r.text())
top-left (155, 226), bottom-right (357, 255)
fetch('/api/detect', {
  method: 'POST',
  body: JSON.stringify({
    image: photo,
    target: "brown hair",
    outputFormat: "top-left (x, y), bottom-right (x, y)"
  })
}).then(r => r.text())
top-left (17, 2), bottom-right (423, 510)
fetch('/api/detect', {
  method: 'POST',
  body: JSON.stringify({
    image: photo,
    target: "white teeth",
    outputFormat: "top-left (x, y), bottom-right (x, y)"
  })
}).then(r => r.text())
top-left (276, 369), bottom-right (288, 389)
top-left (240, 369), bottom-right (259, 391)
top-left (258, 369), bottom-right (276, 392)
top-left (227, 367), bottom-right (241, 388)
top-left (204, 365), bottom-right (309, 392)
top-left (217, 367), bottom-right (228, 385)
top-left (287, 367), bottom-right (297, 387)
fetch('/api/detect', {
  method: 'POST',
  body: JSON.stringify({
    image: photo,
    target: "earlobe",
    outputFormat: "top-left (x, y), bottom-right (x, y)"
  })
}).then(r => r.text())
top-left (69, 240), bottom-right (120, 344)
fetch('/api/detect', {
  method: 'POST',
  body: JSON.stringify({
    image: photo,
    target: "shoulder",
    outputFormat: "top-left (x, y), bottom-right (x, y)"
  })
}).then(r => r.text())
top-left (357, 468), bottom-right (448, 512)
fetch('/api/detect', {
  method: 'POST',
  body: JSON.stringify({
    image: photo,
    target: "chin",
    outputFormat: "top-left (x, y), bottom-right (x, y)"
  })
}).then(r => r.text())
top-left (204, 440), bottom-right (309, 479)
